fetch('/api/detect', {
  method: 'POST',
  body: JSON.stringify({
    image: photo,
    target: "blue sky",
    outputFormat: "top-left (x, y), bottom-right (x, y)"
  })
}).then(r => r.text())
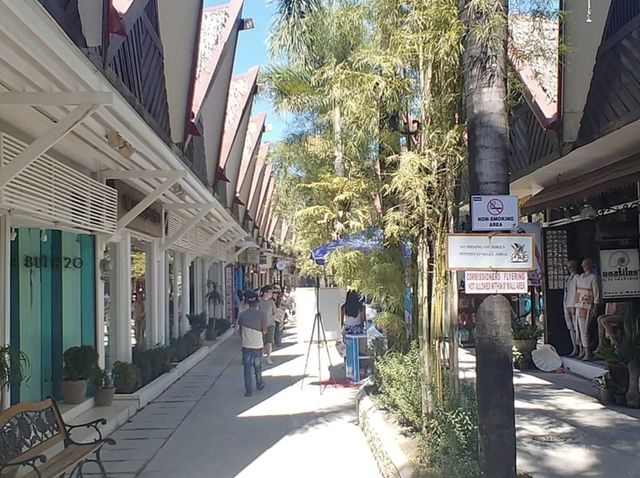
top-left (204, 0), bottom-right (285, 143)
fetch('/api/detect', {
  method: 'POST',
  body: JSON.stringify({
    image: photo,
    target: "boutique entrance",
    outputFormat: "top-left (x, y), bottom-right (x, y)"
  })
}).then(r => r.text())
top-left (9, 228), bottom-right (96, 404)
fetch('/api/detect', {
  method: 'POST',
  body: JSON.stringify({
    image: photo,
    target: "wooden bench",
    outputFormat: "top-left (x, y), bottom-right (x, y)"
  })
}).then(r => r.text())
top-left (0, 398), bottom-right (115, 478)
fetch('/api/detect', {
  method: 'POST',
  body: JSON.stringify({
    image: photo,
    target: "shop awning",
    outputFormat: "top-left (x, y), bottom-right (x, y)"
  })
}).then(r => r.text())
top-left (521, 154), bottom-right (640, 214)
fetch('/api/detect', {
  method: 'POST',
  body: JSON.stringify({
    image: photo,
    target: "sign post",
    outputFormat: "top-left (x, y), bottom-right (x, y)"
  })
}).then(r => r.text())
top-left (471, 195), bottom-right (519, 231)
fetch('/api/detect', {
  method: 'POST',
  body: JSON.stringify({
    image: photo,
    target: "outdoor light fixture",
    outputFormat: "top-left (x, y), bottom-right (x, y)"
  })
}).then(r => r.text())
top-left (40, 230), bottom-right (48, 242)
top-left (10, 227), bottom-right (17, 241)
top-left (240, 18), bottom-right (255, 30)
top-left (107, 131), bottom-right (135, 159)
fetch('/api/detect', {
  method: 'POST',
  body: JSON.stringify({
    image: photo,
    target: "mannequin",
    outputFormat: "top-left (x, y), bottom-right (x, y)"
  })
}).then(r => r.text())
top-left (563, 260), bottom-right (579, 357)
top-left (574, 258), bottom-right (600, 361)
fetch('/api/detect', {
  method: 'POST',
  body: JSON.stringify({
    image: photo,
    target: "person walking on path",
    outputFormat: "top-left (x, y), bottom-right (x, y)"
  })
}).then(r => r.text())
top-left (259, 286), bottom-right (277, 365)
top-left (238, 292), bottom-right (267, 397)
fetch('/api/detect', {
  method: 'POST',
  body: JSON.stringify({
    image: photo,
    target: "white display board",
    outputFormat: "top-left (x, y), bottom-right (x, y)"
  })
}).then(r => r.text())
top-left (600, 249), bottom-right (640, 298)
top-left (294, 287), bottom-right (346, 342)
top-left (447, 233), bottom-right (535, 271)
top-left (471, 195), bottom-right (519, 231)
top-left (464, 271), bottom-right (528, 294)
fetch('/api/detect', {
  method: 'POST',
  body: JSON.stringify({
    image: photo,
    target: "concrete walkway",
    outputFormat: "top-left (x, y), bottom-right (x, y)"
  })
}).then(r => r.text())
top-left (92, 326), bottom-right (381, 478)
top-left (461, 350), bottom-right (640, 478)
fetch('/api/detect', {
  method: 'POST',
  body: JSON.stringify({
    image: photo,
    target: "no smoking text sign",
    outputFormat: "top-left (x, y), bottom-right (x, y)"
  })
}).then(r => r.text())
top-left (471, 195), bottom-right (519, 231)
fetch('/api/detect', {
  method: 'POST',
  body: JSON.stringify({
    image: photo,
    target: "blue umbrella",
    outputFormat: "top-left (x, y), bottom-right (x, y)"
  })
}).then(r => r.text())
top-left (310, 229), bottom-right (384, 266)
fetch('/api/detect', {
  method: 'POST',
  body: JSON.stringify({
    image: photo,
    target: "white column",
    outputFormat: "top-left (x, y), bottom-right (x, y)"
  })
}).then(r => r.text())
top-left (0, 215), bottom-right (11, 409)
top-left (193, 258), bottom-right (203, 315)
top-left (147, 239), bottom-right (160, 348)
top-left (95, 235), bottom-right (106, 369)
top-left (157, 250), bottom-right (166, 346)
top-left (221, 262), bottom-right (228, 321)
top-left (181, 253), bottom-right (191, 335)
top-left (171, 252), bottom-right (180, 340)
top-left (115, 232), bottom-right (132, 362)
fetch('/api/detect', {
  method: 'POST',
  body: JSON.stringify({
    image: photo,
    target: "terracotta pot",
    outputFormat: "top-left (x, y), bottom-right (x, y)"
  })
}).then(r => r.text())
top-left (513, 339), bottom-right (537, 355)
top-left (62, 380), bottom-right (87, 404)
top-left (95, 387), bottom-right (115, 407)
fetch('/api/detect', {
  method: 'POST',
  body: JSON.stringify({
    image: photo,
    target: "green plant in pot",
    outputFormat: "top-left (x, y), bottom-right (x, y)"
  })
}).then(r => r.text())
top-left (62, 345), bottom-right (97, 404)
top-left (594, 373), bottom-right (614, 405)
top-left (112, 361), bottom-right (142, 394)
top-left (512, 318), bottom-right (543, 370)
top-left (94, 367), bottom-right (115, 407)
top-left (0, 346), bottom-right (30, 410)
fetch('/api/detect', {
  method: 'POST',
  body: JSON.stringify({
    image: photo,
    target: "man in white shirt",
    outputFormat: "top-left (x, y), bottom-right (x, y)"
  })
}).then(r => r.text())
top-left (574, 258), bottom-right (600, 361)
top-left (238, 292), bottom-right (267, 397)
top-left (563, 260), bottom-right (579, 357)
top-left (258, 286), bottom-right (277, 365)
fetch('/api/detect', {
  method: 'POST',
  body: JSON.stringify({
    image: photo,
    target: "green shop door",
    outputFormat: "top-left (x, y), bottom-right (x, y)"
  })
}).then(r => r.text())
top-left (10, 229), bottom-right (96, 404)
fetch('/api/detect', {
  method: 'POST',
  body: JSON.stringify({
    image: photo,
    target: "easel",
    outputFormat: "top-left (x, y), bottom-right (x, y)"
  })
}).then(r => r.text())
top-left (301, 276), bottom-right (335, 391)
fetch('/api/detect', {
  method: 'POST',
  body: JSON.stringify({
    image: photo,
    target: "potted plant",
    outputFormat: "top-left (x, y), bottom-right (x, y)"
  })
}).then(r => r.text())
top-left (512, 319), bottom-right (543, 370)
top-left (94, 368), bottom-right (115, 407)
top-left (62, 345), bottom-right (97, 404)
top-left (0, 346), bottom-right (29, 410)
top-left (112, 361), bottom-right (142, 394)
top-left (594, 373), bottom-right (614, 405)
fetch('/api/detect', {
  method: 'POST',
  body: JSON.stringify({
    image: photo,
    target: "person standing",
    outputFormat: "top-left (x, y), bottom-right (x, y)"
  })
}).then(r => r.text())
top-left (274, 291), bottom-right (286, 346)
top-left (574, 258), bottom-right (601, 361)
top-left (563, 260), bottom-right (579, 357)
top-left (238, 292), bottom-right (267, 397)
top-left (259, 286), bottom-right (277, 364)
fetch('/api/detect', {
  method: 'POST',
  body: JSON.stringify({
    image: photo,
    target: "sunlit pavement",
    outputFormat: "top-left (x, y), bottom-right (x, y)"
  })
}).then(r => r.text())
top-left (461, 349), bottom-right (640, 478)
top-left (96, 324), bottom-right (381, 478)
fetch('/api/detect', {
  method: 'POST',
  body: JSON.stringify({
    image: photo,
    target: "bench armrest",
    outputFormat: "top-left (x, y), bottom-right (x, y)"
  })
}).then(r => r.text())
top-left (65, 418), bottom-right (115, 446)
top-left (0, 454), bottom-right (47, 478)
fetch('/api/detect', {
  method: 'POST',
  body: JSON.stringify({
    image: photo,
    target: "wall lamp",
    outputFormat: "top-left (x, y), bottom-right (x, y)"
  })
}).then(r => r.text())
top-left (240, 18), bottom-right (255, 31)
top-left (107, 131), bottom-right (135, 159)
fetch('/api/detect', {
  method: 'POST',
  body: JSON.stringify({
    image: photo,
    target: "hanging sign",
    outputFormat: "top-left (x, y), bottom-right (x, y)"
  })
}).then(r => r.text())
top-left (446, 233), bottom-right (535, 271)
top-left (464, 271), bottom-right (528, 294)
top-left (275, 260), bottom-right (288, 271)
top-left (471, 195), bottom-right (519, 231)
top-left (600, 249), bottom-right (640, 298)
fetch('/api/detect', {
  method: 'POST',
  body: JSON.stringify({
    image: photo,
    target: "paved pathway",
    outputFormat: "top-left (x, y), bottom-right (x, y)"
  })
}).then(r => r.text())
top-left (94, 326), bottom-right (381, 478)
top-left (461, 349), bottom-right (640, 478)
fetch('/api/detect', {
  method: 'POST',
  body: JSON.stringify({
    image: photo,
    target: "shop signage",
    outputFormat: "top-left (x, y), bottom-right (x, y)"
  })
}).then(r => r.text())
top-left (464, 271), bottom-right (528, 294)
top-left (275, 260), bottom-right (288, 271)
top-left (471, 195), bottom-right (519, 231)
top-left (446, 233), bottom-right (535, 271)
top-left (239, 248), bottom-right (260, 265)
top-left (600, 249), bottom-right (640, 298)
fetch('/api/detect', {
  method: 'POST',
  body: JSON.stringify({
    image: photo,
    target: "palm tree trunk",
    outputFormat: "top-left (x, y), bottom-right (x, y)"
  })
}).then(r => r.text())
top-left (462, 0), bottom-right (516, 476)
top-left (333, 102), bottom-right (345, 177)
top-left (626, 358), bottom-right (640, 408)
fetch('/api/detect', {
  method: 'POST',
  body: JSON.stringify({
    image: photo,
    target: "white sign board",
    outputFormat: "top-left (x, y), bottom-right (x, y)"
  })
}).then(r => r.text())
top-left (276, 260), bottom-right (288, 271)
top-left (447, 234), bottom-right (535, 271)
top-left (600, 249), bottom-right (640, 298)
top-left (464, 271), bottom-right (528, 294)
top-left (471, 195), bottom-right (519, 231)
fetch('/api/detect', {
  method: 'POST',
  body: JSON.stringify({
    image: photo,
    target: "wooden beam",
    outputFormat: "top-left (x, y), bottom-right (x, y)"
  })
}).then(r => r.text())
top-left (161, 206), bottom-right (213, 253)
top-left (0, 92), bottom-right (113, 106)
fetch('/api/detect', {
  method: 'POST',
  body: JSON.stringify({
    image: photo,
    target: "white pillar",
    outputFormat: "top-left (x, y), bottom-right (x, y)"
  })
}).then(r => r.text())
top-left (171, 252), bottom-right (180, 340)
top-left (181, 253), bottom-right (191, 335)
top-left (95, 235), bottom-right (106, 369)
top-left (115, 232), bottom-right (132, 362)
top-left (0, 215), bottom-right (11, 409)
top-left (193, 258), bottom-right (203, 315)
top-left (147, 239), bottom-right (160, 348)
top-left (157, 249), bottom-right (166, 346)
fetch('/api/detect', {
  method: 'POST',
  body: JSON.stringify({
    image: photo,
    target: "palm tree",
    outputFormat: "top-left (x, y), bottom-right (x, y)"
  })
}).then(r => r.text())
top-left (462, 0), bottom-right (516, 476)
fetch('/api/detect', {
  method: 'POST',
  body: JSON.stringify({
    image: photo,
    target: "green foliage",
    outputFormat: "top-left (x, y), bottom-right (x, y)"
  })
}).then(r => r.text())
top-left (188, 312), bottom-right (208, 335)
top-left (374, 312), bottom-right (407, 352)
top-left (594, 373), bottom-right (612, 390)
top-left (616, 318), bottom-right (640, 364)
top-left (94, 367), bottom-right (113, 389)
top-left (511, 319), bottom-right (543, 340)
top-left (0, 346), bottom-right (30, 390)
top-left (215, 319), bottom-right (232, 335)
top-left (63, 346), bottom-right (97, 381)
top-left (420, 382), bottom-right (479, 478)
top-left (168, 332), bottom-right (202, 363)
top-left (374, 342), bottom-right (423, 430)
top-left (112, 361), bottom-right (142, 394)
top-left (133, 346), bottom-right (171, 386)
top-left (595, 344), bottom-right (621, 364)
